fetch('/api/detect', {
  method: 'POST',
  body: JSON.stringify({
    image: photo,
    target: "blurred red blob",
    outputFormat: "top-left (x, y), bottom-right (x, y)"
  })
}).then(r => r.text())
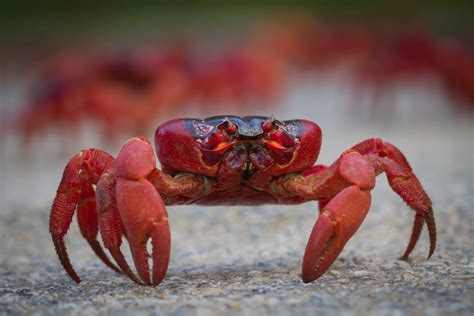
top-left (14, 48), bottom-right (192, 141)
top-left (12, 44), bottom-right (284, 143)
top-left (355, 30), bottom-right (474, 107)
top-left (10, 14), bottom-right (473, 143)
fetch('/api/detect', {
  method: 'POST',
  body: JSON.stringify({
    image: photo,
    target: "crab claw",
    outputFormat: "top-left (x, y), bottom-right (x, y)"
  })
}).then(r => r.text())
top-left (302, 186), bottom-right (371, 283)
top-left (115, 137), bottom-right (171, 286)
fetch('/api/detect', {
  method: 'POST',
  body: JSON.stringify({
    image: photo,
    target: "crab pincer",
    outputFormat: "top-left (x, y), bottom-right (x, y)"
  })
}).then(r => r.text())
top-left (301, 152), bottom-right (375, 282)
top-left (302, 186), bottom-right (372, 282)
top-left (300, 141), bottom-right (436, 283)
top-left (115, 137), bottom-right (171, 286)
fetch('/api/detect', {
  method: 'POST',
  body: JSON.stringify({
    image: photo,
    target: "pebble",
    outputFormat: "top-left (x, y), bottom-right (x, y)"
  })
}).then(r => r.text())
top-left (464, 262), bottom-right (474, 269)
top-left (353, 270), bottom-right (370, 277)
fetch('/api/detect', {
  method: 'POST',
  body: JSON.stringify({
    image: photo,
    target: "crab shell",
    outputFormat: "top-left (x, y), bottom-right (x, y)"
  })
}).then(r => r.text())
top-left (155, 116), bottom-right (322, 178)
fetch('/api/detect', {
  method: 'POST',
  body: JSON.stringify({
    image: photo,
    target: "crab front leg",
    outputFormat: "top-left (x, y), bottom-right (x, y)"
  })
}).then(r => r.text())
top-left (111, 137), bottom-right (209, 286)
top-left (275, 139), bottom-right (436, 283)
top-left (50, 136), bottom-right (207, 286)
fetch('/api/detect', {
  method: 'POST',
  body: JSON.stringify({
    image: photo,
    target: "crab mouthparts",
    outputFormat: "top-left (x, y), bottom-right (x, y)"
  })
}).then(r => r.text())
top-left (240, 161), bottom-right (255, 179)
top-left (236, 143), bottom-right (273, 180)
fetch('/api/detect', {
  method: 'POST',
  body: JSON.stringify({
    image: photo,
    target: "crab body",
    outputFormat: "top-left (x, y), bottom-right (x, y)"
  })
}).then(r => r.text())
top-left (154, 116), bottom-right (320, 205)
top-left (49, 116), bottom-right (436, 286)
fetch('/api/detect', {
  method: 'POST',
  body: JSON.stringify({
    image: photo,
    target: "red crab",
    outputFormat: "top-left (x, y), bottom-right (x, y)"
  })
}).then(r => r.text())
top-left (50, 116), bottom-right (436, 285)
top-left (354, 30), bottom-right (474, 108)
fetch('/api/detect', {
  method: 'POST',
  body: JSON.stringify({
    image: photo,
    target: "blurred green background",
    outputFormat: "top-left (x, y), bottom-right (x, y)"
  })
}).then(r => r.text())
top-left (2, 1), bottom-right (472, 43)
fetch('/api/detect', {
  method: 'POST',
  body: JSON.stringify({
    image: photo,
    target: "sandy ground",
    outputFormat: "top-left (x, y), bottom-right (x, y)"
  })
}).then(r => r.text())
top-left (1, 78), bottom-right (473, 315)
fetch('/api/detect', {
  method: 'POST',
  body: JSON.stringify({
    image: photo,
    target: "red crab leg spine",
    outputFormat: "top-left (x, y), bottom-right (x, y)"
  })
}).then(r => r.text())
top-left (49, 149), bottom-right (117, 283)
top-left (115, 137), bottom-right (171, 286)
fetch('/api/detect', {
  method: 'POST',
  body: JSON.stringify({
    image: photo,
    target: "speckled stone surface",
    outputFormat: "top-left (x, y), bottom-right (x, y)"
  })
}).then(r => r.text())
top-left (1, 80), bottom-right (473, 315)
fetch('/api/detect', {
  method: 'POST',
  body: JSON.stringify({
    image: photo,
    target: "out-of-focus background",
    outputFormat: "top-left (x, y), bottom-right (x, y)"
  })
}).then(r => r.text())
top-left (1, 2), bottom-right (473, 315)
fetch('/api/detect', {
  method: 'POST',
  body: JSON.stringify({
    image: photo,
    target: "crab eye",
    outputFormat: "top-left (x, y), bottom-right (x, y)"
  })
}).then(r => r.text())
top-left (261, 119), bottom-right (273, 133)
top-left (261, 116), bottom-right (281, 133)
top-left (262, 116), bottom-right (286, 134)
top-left (220, 120), bottom-right (237, 135)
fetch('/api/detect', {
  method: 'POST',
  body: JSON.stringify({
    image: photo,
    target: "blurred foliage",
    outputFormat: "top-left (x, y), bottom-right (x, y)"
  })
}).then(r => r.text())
top-left (1, 1), bottom-right (472, 59)
top-left (1, 1), bottom-right (472, 36)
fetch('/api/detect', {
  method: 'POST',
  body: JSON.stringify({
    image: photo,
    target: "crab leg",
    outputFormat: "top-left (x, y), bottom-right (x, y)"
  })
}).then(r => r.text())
top-left (50, 154), bottom-right (82, 283)
top-left (115, 137), bottom-right (171, 286)
top-left (49, 149), bottom-right (119, 283)
top-left (276, 140), bottom-right (435, 283)
top-left (96, 172), bottom-right (144, 285)
top-left (76, 172), bottom-right (121, 274)
top-left (147, 169), bottom-right (210, 205)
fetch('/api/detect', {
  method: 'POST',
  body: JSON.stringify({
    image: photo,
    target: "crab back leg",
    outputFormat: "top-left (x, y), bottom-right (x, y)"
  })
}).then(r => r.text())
top-left (49, 149), bottom-right (120, 283)
top-left (115, 137), bottom-right (171, 286)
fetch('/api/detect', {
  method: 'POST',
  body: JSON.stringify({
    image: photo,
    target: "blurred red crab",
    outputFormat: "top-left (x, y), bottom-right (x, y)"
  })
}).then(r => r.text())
top-left (50, 116), bottom-right (436, 285)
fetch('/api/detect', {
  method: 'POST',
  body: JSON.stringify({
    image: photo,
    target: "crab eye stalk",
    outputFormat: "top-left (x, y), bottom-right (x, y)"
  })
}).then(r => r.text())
top-left (261, 118), bottom-right (274, 133)
top-left (221, 119), bottom-right (237, 135)
top-left (262, 115), bottom-right (281, 133)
